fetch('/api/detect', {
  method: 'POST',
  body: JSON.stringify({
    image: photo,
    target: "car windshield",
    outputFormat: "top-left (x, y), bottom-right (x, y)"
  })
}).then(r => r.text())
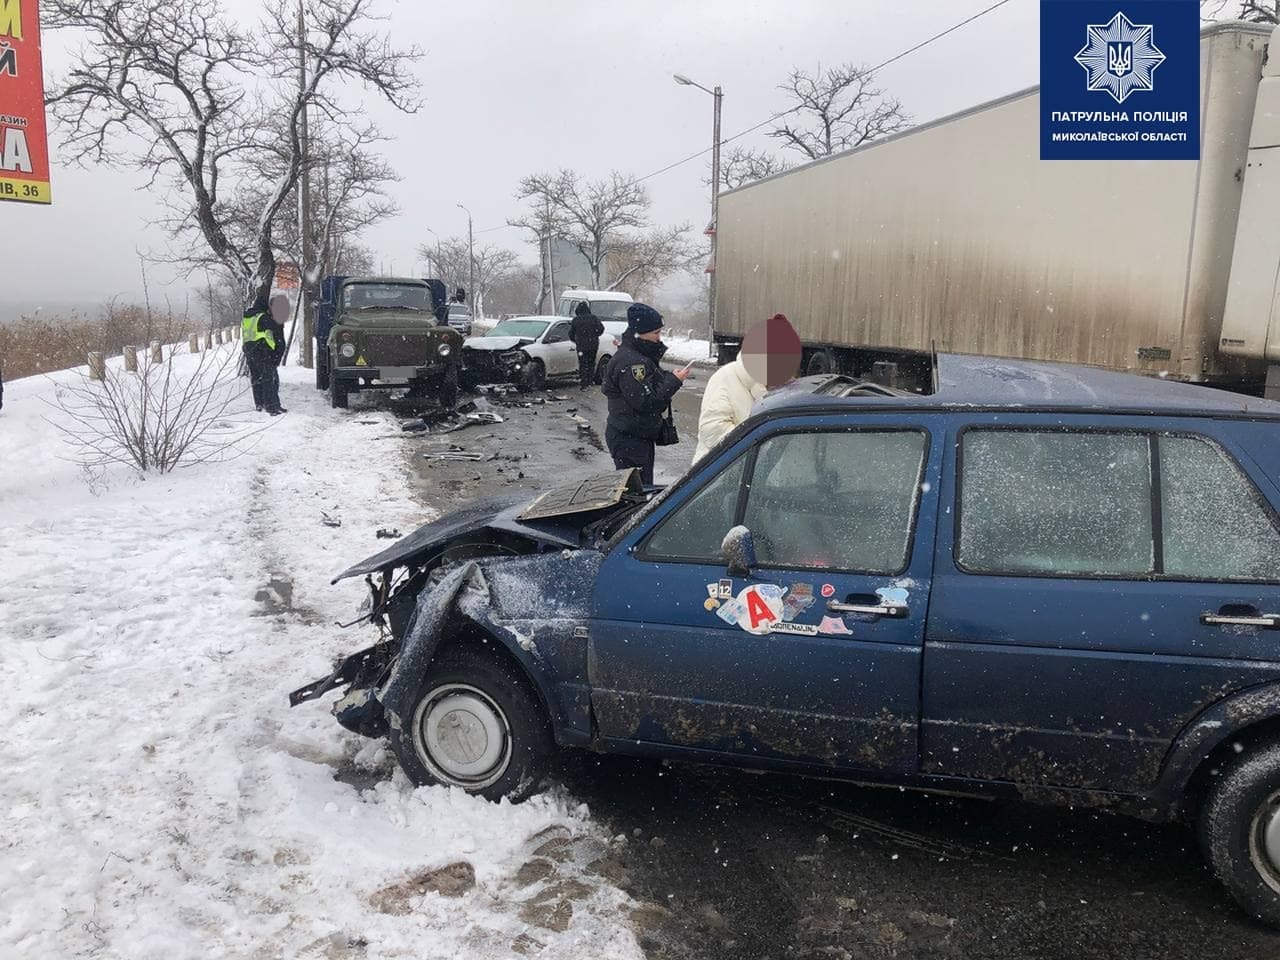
top-left (591, 300), bottom-right (631, 320)
top-left (341, 283), bottom-right (431, 311)
top-left (487, 319), bottom-right (549, 339)
top-left (448, 305), bottom-right (471, 317)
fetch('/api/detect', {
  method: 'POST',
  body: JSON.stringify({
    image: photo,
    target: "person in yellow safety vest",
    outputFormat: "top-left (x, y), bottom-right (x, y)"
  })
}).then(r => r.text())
top-left (242, 293), bottom-right (289, 415)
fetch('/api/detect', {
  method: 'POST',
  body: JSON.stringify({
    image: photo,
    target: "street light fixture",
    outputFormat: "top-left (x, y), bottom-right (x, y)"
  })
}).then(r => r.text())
top-left (456, 202), bottom-right (475, 315)
top-left (674, 72), bottom-right (722, 355)
top-left (424, 226), bottom-right (442, 278)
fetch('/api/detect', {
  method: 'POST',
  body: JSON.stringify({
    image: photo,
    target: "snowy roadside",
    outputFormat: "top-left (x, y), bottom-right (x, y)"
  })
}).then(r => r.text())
top-left (0, 347), bottom-right (643, 960)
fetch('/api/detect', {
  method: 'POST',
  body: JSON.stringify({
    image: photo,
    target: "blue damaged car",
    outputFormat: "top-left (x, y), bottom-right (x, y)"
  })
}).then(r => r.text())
top-left (292, 354), bottom-right (1280, 925)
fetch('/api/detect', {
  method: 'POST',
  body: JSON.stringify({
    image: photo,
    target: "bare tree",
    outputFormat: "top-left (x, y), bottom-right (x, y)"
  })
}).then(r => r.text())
top-left (707, 147), bottom-right (792, 190)
top-left (516, 170), bottom-right (692, 292)
top-left (419, 239), bottom-right (521, 319)
top-left (483, 264), bottom-right (542, 318)
top-left (607, 227), bottom-right (700, 297)
top-left (44, 0), bottom-right (419, 309)
top-left (769, 63), bottom-right (910, 160)
top-left (508, 200), bottom-right (566, 312)
top-left (1202, 0), bottom-right (1279, 19)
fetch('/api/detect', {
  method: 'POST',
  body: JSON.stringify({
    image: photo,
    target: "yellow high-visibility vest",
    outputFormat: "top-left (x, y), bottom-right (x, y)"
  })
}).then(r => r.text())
top-left (241, 313), bottom-right (277, 350)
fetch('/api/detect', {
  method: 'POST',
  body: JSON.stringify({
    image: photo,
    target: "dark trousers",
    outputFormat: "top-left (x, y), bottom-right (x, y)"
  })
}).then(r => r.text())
top-left (576, 346), bottom-right (598, 388)
top-left (245, 344), bottom-right (281, 412)
top-left (606, 426), bottom-right (656, 486)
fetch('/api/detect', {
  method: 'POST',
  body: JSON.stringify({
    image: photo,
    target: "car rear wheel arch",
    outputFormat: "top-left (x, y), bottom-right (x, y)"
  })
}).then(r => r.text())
top-left (1182, 713), bottom-right (1280, 822)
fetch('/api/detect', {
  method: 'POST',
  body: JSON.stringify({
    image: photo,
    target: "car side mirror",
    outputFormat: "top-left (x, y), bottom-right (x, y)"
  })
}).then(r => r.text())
top-left (721, 525), bottom-right (757, 577)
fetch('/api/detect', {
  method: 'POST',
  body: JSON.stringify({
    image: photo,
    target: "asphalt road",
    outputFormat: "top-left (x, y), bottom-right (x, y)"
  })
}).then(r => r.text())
top-left (357, 365), bottom-right (1278, 960)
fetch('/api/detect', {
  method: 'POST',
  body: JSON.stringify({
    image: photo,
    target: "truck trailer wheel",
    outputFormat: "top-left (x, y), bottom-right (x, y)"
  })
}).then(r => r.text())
top-left (329, 375), bottom-right (349, 409)
top-left (390, 646), bottom-right (553, 802)
top-left (1199, 738), bottom-right (1280, 927)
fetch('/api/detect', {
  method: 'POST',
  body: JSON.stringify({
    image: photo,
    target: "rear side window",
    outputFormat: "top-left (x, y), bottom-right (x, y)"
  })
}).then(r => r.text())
top-left (1160, 436), bottom-right (1280, 581)
top-left (958, 429), bottom-right (1280, 583)
top-left (958, 431), bottom-right (1153, 576)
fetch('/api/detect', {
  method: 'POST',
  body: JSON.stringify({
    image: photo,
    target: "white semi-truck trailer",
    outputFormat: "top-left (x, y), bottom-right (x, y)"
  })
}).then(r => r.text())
top-left (713, 21), bottom-right (1280, 396)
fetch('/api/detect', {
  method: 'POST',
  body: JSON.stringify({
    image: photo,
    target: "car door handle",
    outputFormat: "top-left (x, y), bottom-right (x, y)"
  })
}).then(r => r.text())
top-left (1200, 612), bottom-right (1280, 629)
top-left (827, 600), bottom-right (908, 618)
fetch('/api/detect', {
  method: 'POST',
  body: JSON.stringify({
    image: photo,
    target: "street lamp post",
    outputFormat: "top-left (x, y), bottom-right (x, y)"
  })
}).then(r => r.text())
top-left (425, 226), bottom-right (442, 278)
top-left (674, 73), bottom-right (722, 356)
top-left (456, 202), bottom-right (475, 315)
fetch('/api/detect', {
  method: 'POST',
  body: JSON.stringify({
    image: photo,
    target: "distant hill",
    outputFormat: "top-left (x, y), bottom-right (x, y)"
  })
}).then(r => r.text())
top-left (0, 299), bottom-right (105, 326)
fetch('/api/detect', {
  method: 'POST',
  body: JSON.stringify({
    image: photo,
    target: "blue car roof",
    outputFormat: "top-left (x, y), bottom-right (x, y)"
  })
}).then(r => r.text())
top-left (754, 354), bottom-right (1280, 421)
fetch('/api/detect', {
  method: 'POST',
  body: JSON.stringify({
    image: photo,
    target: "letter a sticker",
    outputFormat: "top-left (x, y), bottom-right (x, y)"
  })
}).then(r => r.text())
top-left (740, 585), bottom-right (781, 635)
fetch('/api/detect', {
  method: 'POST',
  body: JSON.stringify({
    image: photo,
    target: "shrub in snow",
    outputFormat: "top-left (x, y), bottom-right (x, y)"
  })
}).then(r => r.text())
top-left (48, 338), bottom-right (261, 474)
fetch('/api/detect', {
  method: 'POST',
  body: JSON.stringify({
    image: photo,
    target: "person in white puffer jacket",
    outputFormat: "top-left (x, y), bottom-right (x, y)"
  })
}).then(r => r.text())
top-left (692, 355), bottom-right (766, 463)
top-left (693, 313), bottom-right (801, 464)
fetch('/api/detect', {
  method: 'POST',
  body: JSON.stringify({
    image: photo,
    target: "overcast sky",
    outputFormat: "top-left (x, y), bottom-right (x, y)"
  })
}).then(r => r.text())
top-left (2, 0), bottom-right (1040, 313)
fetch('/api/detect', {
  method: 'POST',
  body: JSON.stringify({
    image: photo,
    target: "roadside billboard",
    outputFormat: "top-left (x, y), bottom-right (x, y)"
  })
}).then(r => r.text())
top-left (0, 0), bottom-right (51, 204)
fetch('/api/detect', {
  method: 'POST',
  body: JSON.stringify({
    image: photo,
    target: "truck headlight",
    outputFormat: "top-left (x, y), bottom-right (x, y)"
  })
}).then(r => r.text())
top-left (340, 342), bottom-right (356, 359)
top-left (437, 343), bottom-right (452, 357)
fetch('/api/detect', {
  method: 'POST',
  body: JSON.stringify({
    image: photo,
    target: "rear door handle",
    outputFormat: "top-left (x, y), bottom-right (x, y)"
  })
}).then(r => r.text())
top-left (1201, 612), bottom-right (1280, 629)
top-left (827, 600), bottom-right (908, 618)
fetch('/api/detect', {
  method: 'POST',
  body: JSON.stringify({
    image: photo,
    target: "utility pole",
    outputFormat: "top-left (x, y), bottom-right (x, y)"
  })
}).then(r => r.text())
top-left (457, 202), bottom-right (475, 315)
top-left (709, 85), bottom-right (722, 354)
top-left (298, 0), bottom-right (315, 368)
top-left (545, 200), bottom-right (556, 311)
top-left (674, 73), bottom-right (723, 355)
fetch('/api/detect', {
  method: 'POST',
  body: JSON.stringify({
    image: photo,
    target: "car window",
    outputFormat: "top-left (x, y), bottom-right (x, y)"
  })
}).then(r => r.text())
top-left (642, 457), bottom-right (747, 561)
top-left (1160, 435), bottom-right (1280, 581)
top-left (591, 300), bottom-right (631, 321)
top-left (743, 431), bottom-right (927, 573)
top-left (559, 300), bottom-right (577, 317)
top-left (488, 320), bottom-right (549, 339)
top-left (958, 430), bottom-right (1154, 577)
top-left (545, 322), bottom-right (571, 343)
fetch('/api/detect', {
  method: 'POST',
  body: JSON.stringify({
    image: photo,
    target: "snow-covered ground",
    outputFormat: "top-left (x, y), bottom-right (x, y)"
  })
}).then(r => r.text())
top-left (0, 346), bottom-right (643, 959)
top-left (660, 335), bottom-right (713, 366)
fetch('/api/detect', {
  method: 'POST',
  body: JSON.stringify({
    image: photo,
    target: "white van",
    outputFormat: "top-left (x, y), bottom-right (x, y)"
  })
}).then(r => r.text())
top-left (556, 289), bottom-right (635, 382)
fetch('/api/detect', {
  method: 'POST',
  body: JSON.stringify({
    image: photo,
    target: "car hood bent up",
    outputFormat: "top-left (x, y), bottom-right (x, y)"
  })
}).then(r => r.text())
top-left (331, 469), bottom-right (646, 583)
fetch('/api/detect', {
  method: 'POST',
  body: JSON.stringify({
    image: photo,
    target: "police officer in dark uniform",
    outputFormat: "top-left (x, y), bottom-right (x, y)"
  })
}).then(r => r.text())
top-left (242, 293), bottom-right (288, 416)
top-left (601, 302), bottom-right (689, 484)
top-left (569, 301), bottom-right (605, 389)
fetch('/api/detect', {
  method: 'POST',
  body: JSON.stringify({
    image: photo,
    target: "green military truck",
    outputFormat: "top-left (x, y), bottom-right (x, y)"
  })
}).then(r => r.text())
top-left (315, 276), bottom-right (463, 409)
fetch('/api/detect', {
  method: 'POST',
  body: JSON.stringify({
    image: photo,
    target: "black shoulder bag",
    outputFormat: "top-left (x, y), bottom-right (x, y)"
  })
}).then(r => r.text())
top-left (656, 404), bottom-right (679, 446)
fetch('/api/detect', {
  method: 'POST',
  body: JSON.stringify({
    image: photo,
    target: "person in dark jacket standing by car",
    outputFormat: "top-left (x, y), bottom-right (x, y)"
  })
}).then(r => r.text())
top-left (602, 303), bottom-right (689, 484)
top-left (242, 293), bottom-right (288, 416)
top-left (569, 301), bottom-right (605, 389)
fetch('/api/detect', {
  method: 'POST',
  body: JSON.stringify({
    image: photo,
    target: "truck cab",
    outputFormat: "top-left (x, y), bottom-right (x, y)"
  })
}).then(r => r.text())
top-left (315, 276), bottom-right (462, 409)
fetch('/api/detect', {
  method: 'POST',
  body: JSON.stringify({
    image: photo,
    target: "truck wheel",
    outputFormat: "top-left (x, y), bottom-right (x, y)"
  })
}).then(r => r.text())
top-left (438, 366), bottom-right (460, 409)
top-left (329, 375), bottom-right (349, 409)
top-left (594, 355), bottom-right (610, 385)
top-left (519, 359), bottom-right (545, 392)
top-left (315, 350), bottom-right (330, 391)
top-left (1199, 738), bottom-right (1280, 926)
top-left (390, 646), bottom-right (553, 802)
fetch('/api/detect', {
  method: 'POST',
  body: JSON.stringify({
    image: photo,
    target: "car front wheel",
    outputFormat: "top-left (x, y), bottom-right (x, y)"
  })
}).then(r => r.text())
top-left (1200, 738), bottom-right (1280, 927)
top-left (390, 647), bottom-right (553, 802)
top-left (519, 359), bottom-right (545, 392)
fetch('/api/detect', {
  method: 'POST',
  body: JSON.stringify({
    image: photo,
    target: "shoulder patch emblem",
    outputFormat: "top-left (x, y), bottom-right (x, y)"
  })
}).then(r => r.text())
top-left (630, 364), bottom-right (646, 381)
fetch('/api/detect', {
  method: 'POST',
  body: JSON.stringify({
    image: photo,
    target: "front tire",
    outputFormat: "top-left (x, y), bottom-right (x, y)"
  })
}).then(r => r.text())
top-left (438, 365), bottom-right (460, 409)
top-left (1200, 738), bottom-right (1280, 927)
top-left (315, 349), bottom-right (330, 390)
top-left (390, 647), bottom-right (553, 802)
top-left (594, 355), bottom-right (610, 385)
top-left (329, 374), bottom-right (349, 409)
top-left (519, 359), bottom-right (546, 393)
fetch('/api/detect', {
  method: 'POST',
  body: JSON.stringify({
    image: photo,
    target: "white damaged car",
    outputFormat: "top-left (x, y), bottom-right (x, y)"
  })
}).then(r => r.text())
top-left (461, 315), bottom-right (604, 391)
